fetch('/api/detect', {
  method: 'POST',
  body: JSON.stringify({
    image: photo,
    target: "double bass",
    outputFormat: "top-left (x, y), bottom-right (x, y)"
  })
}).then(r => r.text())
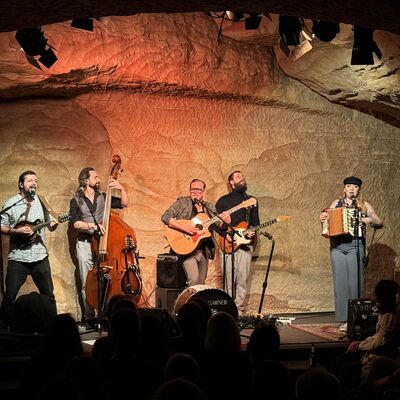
top-left (85, 155), bottom-right (142, 312)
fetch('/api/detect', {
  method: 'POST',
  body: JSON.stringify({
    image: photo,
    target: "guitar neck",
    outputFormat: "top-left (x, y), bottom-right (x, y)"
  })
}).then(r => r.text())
top-left (248, 219), bottom-right (277, 233)
top-left (204, 204), bottom-right (244, 227)
top-left (210, 203), bottom-right (251, 225)
top-left (32, 220), bottom-right (52, 232)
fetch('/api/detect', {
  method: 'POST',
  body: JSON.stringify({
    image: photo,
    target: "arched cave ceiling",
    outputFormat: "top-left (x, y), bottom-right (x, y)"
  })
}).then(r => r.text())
top-left (1, 0), bottom-right (399, 126)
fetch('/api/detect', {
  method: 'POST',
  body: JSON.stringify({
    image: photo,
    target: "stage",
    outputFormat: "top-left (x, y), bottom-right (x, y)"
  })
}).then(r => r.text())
top-left (78, 311), bottom-right (349, 370)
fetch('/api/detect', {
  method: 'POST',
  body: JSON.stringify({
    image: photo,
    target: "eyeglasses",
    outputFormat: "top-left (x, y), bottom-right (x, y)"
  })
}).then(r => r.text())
top-left (190, 188), bottom-right (204, 193)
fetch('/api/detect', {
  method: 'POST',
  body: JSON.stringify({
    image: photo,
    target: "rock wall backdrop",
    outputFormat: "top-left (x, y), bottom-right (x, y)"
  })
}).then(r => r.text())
top-left (1, 13), bottom-right (399, 319)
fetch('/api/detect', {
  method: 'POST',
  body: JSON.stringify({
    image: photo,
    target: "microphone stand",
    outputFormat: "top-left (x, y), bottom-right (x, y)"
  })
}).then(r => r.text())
top-left (229, 227), bottom-right (236, 301)
top-left (352, 200), bottom-right (363, 298)
top-left (202, 202), bottom-right (227, 290)
top-left (240, 231), bottom-right (275, 332)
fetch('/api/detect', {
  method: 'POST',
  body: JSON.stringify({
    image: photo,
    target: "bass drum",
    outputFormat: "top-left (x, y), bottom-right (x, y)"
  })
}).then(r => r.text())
top-left (174, 284), bottom-right (238, 321)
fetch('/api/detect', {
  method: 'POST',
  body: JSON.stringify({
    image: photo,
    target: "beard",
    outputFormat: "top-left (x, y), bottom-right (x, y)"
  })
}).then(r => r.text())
top-left (90, 182), bottom-right (101, 191)
top-left (234, 181), bottom-right (247, 193)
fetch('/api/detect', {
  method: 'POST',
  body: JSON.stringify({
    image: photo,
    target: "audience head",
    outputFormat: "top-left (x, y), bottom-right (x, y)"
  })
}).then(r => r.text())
top-left (164, 353), bottom-right (201, 385)
top-left (187, 297), bottom-right (212, 333)
top-left (252, 360), bottom-right (292, 400)
top-left (205, 311), bottom-right (241, 353)
top-left (247, 321), bottom-right (280, 363)
top-left (153, 378), bottom-right (206, 400)
top-left (44, 313), bottom-right (83, 359)
top-left (374, 279), bottom-right (399, 314)
top-left (109, 307), bottom-right (141, 356)
top-left (9, 292), bottom-right (56, 334)
top-left (296, 368), bottom-right (340, 400)
top-left (139, 312), bottom-right (168, 363)
top-left (177, 301), bottom-right (204, 336)
top-left (106, 294), bottom-right (136, 320)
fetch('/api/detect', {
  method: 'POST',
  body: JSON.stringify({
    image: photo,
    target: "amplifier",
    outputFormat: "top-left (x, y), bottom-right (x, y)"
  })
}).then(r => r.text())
top-left (156, 253), bottom-right (187, 288)
top-left (347, 298), bottom-right (378, 340)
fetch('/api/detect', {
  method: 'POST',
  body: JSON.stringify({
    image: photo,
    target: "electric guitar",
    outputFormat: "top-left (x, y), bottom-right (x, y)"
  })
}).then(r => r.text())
top-left (166, 198), bottom-right (257, 255)
top-left (219, 215), bottom-right (292, 253)
top-left (13, 212), bottom-right (70, 246)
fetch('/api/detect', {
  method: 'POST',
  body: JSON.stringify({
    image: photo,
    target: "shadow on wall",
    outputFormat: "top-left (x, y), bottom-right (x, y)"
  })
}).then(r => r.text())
top-left (365, 242), bottom-right (397, 297)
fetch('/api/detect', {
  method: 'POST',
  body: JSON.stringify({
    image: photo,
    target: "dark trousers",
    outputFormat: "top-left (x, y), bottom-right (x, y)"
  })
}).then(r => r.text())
top-left (2, 257), bottom-right (57, 320)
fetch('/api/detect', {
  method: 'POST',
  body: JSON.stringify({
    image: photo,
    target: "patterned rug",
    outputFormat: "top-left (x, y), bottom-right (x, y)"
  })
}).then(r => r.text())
top-left (290, 323), bottom-right (347, 342)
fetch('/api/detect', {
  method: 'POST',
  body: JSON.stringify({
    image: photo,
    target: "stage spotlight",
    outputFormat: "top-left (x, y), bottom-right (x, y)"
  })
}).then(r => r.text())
top-left (351, 25), bottom-right (382, 65)
top-left (39, 48), bottom-right (58, 68)
top-left (71, 18), bottom-right (94, 32)
top-left (312, 21), bottom-right (340, 42)
top-left (245, 13), bottom-right (263, 30)
top-left (279, 16), bottom-right (302, 46)
top-left (15, 27), bottom-right (58, 69)
top-left (225, 11), bottom-right (244, 22)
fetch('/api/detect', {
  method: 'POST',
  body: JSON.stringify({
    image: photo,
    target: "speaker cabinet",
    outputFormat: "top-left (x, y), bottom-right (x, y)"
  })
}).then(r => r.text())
top-left (347, 298), bottom-right (378, 340)
top-left (155, 287), bottom-right (183, 317)
top-left (156, 253), bottom-right (187, 288)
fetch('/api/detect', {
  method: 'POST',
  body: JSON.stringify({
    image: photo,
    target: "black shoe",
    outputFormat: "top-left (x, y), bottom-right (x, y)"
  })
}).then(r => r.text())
top-left (78, 320), bottom-right (96, 333)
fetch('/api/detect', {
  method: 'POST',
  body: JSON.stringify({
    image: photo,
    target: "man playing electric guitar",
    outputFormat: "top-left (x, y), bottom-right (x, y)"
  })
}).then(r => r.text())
top-left (216, 171), bottom-right (260, 316)
top-left (0, 170), bottom-right (58, 326)
top-left (162, 179), bottom-right (230, 287)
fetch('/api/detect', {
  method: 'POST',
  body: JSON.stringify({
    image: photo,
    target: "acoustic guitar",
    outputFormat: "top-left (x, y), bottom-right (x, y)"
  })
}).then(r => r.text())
top-left (13, 212), bottom-right (70, 246)
top-left (166, 198), bottom-right (257, 255)
top-left (219, 215), bottom-right (292, 253)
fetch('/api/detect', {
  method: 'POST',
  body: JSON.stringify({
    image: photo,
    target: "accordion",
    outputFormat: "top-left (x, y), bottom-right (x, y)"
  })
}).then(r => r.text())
top-left (321, 207), bottom-right (363, 238)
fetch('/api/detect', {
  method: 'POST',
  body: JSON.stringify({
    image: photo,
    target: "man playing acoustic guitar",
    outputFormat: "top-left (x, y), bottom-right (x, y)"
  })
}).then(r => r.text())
top-left (162, 179), bottom-right (230, 287)
top-left (1, 170), bottom-right (58, 325)
top-left (216, 171), bottom-right (260, 316)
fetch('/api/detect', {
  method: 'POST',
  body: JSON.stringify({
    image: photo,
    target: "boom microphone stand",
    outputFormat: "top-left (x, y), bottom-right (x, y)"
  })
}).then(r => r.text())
top-left (239, 231), bottom-right (275, 331)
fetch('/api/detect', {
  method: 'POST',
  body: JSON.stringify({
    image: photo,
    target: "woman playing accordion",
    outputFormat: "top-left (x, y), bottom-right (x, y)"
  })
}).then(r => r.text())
top-left (319, 176), bottom-right (383, 325)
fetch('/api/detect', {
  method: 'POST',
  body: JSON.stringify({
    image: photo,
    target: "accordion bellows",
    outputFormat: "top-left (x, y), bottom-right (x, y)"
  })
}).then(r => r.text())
top-left (322, 207), bottom-right (363, 237)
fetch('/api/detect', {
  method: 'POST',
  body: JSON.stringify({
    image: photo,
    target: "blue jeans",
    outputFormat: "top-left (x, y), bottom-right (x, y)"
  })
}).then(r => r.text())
top-left (330, 240), bottom-right (364, 322)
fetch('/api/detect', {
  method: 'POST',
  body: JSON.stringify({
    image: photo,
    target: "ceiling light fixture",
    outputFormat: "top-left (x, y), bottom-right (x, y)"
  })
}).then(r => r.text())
top-left (351, 25), bottom-right (382, 65)
top-left (15, 27), bottom-right (58, 69)
top-left (279, 16), bottom-right (303, 47)
top-left (312, 21), bottom-right (340, 42)
top-left (71, 18), bottom-right (94, 32)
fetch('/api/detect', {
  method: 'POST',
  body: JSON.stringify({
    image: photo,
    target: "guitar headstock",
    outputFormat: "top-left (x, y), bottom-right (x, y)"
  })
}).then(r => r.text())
top-left (241, 197), bottom-right (257, 209)
top-left (58, 213), bottom-right (71, 223)
top-left (276, 215), bottom-right (292, 222)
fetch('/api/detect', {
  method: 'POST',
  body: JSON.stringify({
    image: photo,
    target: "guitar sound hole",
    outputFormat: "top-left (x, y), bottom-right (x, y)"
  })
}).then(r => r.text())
top-left (195, 224), bottom-right (203, 231)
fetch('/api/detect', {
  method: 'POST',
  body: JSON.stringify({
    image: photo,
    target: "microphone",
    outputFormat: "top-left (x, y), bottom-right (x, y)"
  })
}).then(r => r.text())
top-left (194, 199), bottom-right (204, 205)
top-left (28, 187), bottom-right (36, 197)
top-left (261, 231), bottom-right (273, 240)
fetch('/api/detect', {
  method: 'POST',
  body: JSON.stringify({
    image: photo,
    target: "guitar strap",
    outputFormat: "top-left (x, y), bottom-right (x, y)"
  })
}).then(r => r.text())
top-left (37, 194), bottom-right (57, 220)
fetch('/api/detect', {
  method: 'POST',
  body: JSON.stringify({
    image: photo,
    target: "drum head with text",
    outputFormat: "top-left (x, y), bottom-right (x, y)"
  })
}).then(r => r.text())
top-left (174, 285), bottom-right (238, 321)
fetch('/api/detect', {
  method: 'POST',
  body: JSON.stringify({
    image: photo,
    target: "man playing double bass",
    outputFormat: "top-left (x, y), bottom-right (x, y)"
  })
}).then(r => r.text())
top-left (69, 167), bottom-right (128, 329)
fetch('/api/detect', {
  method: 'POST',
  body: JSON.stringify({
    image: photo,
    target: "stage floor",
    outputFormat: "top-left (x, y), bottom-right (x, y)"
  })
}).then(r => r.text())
top-left (80, 311), bottom-right (350, 351)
